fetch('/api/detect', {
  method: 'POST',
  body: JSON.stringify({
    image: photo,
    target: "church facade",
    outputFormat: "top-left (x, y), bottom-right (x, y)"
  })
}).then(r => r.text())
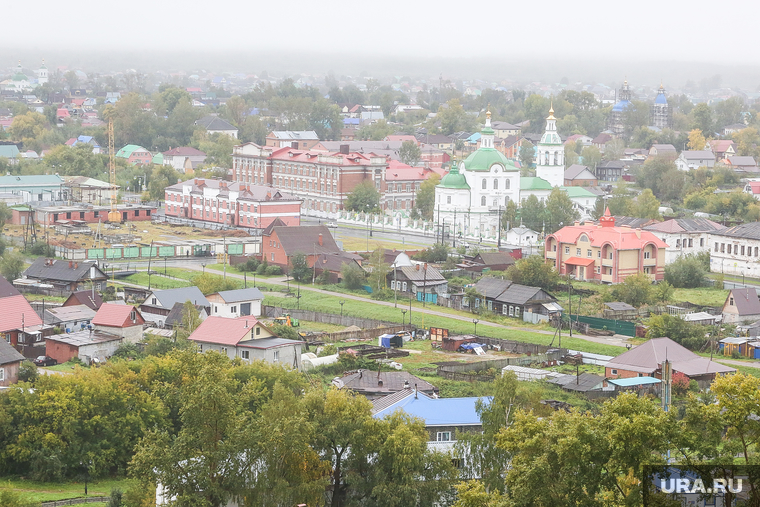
top-left (534, 105), bottom-right (564, 187)
top-left (650, 84), bottom-right (671, 129)
top-left (435, 110), bottom-right (520, 240)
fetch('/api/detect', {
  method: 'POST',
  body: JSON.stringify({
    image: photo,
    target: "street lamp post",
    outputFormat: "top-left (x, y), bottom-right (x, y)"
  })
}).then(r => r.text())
top-left (473, 318), bottom-right (479, 337)
top-left (340, 300), bottom-right (345, 320)
top-left (202, 263), bottom-right (206, 273)
top-left (401, 309), bottom-right (407, 328)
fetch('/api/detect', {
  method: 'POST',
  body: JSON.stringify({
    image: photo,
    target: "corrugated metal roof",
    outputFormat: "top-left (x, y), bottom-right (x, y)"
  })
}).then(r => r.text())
top-left (0, 337), bottom-right (24, 365)
top-left (373, 394), bottom-right (486, 426)
top-left (607, 377), bottom-right (661, 387)
top-left (214, 288), bottom-right (264, 303)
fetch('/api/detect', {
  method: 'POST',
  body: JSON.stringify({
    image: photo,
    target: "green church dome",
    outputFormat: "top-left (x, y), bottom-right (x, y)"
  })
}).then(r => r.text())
top-left (463, 148), bottom-right (518, 172)
top-left (438, 163), bottom-right (470, 189)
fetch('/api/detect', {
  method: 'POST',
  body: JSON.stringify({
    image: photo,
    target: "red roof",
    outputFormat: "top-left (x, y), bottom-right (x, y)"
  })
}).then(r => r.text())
top-left (0, 294), bottom-right (42, 333)
top-left (548, 210), bottom-right (667, 250)
top-left (92, 303), bottom-right (143, 328)
top-left (269, 147), bottom-right (380, 167)
top-left (56, 108), bottom-right (70, 117)
top-left (0, 295), bottom-right (42, 333)
top-left (188, 316), bottom-right (259, 345)
top-left (564, 256), bottom-right (595, 266)
top-left (748, 182), bottom-right (760, 195)
top-left (385, 160), bottom-right (435, 181)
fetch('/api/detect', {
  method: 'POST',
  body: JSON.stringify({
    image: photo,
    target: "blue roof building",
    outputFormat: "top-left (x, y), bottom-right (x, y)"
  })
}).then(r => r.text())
top-left (372, 389), bottom-right (487, 443)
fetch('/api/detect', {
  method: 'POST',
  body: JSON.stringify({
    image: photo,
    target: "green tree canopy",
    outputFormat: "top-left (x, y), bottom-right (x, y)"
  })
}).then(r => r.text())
top-left (345, 181), bottom-right (381, 212)
top-left (610, 272), bottom-right (653, 307)
top-left (413, 173), bottom-right (440, 221)
top-left (506, 256), bottom-right (560, 291)
top-left (399, 140), bottom-right (422, 166)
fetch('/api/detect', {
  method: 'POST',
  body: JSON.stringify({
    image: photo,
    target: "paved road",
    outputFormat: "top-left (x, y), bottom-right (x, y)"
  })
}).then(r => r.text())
top-left (180, 264), bottom-right (631, 349)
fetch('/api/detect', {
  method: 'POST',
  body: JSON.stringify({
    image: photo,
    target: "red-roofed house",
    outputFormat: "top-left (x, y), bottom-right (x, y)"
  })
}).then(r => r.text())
top-left (745, 181), bottom-right (760, 200)
top-left (231, 142), bottom-right (387, 216)
top-left (188, 315), bottom-right (304, 369)
top-left (545, 208), bottom-right (667, 283)
top-left (92, 303), bottom-right (145, 343)
top-left (384, 160), bottom-right (439, 213)
top-left (0, 294), bottom-right (44, 352)
top-left (708, 139), bottom-right (736, 161)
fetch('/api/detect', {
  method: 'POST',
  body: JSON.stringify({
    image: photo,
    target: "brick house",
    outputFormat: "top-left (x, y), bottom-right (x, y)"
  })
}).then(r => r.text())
top-left (545, 208), bottom-right (667, 283)
top-left (605, 337), bottom-right (734, 382)
top-left (262, 224), bottom-right (342, 271)
top-left (164, 178), bottom-right (301, 230)
top-left (92, 303), bottom-right (145, 343)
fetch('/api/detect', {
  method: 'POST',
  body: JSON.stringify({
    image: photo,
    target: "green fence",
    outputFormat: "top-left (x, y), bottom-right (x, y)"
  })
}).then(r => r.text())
top-left (105, 248), bottom-right (123, 259)
top-left (87, 248), bottom-right (104, 259)
top-left (568, 314), bottom-right (636, 337)
top-left (123, 246), bottom-right (140, 258)
top-left (158, 246), bottom-right (175, 257)
top-left (141, 247), bottom-right (158, 257)
top-left (227, 244), bottom-right (244, 255)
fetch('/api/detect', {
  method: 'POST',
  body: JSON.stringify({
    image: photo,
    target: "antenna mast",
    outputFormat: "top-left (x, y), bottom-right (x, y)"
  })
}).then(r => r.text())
top-left (107, 118), bottom-right (120, 222)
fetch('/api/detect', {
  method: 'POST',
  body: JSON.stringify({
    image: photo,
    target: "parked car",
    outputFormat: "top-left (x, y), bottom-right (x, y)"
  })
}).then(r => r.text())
top-left (326, 222), bottom-right (338, 229)
top-left (33, 356), bottom-right (57, 367)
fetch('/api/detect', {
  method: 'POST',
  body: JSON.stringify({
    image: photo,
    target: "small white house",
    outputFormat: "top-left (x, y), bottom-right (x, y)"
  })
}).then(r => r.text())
top-left (206, 288), bottom-right (264, 318)
top-left (675, 150), bottom-right (715, 171)
top-left (505, 226), bottom-right (540, 247)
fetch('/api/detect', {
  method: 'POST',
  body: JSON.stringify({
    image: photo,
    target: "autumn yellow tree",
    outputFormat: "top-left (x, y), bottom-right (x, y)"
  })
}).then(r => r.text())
top-left (687, 128), bottom-right (707, 151)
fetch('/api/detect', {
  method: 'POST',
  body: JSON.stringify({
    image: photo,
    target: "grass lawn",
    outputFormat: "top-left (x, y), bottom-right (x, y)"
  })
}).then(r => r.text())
top-left (0, 477), bottom-right (131, 503)
top-left (298, 320), bottom-right (351, 333)
top-left (671, 287), bottom-right (728, 307)
top-left (262, 288), bottom-right (627, 357)
top-left (23, 294), bottom-right (68, 303)
top-left (45, 361), bottom-right (88, 372)
top-left (122, 272), bottom-right (191, 289)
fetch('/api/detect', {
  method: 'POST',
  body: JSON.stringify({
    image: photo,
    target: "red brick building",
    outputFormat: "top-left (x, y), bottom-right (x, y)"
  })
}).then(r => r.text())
top-left (232, 142), bottom-right (386, 215)
top-left (164, 178), bottom-right (302, 229)
top-left (384, 160), bottom-right (441, 213)
top-left (32, 204), bottom-right (156, 226)
top-left (262, 224), bottom-right (362, 274)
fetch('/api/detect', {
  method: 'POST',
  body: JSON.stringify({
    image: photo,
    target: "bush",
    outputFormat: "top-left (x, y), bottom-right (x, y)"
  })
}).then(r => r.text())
top-left (370, 288), bottom-right (394, 301)
top-left (672, 371), bottom-right (690, 396)
top-left (107, 489), bottom-right (123, 507)
top-left (505, 256), bottom-right (560, 291)
top-left (646, 314), bottom-right (707, 350)
top-left (111, 342), bottom-right (144, 361)
top-left (265, 265), bottom-right (283, 276)
top-left (610, 273), bottom-right (653, 307)
top-left (256, 259), bottom-right (268, 275)
top-left (18, 360), bottom-right (38, 383)
top-left (318, 344), bottom-right (337, 357)
top-left (239, 257), bottom-right (260, 272)
top-left (413, 243), bottom-right (449, 263)
top-left (341, 262), bottom-right (366, 290)
top-left (664, 254), bottom-right (708, 288)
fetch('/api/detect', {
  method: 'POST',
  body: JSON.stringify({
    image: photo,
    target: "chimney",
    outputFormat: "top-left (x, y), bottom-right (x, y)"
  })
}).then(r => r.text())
top-left (574, 221), bottom-right (580, 226)
top-left (359, 369), bottom-right (363, 378)
top-left (414, 383), bottom-right (418, 399)
top-left (74, 262), bottom-right (78, 269)
top-left (318, 234), bottom-right (323, 246)
top-left (245, 320), bottom-right (249, 328)
top-left (416, 264), bottom-right (420, 271)
top-left (404, 380), bottom-right (409, 389)
top-left (69, 261), bottom-right (72, 268)
top-left (378, 379), bottom-right (383, 387)
top-left (339, 144), bottom-right (349, 155)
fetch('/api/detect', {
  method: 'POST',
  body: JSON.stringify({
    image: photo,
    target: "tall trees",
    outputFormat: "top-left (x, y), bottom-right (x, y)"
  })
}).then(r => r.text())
top-left (519, 142), bottom-right (534, 169)
top-left (545, 187), bottom-right (579, 232)
top-left (691, 103), bottom-right (714, 137)
top-left (400, 140), bottom-right (422, 166)
top-left (413, 173), bottom-right (440, 220)
top-left (506, 256), bottom-right (560, 291)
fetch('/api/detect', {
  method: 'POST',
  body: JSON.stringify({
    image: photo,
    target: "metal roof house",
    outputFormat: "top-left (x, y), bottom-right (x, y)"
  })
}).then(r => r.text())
top-left (0, 174), bottom-right (66, 202)
top-left (21, 258), bottom-right (107, 291)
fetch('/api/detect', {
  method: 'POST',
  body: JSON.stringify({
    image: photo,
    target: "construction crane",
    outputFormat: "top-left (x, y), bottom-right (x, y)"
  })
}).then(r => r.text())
top-left (107, 118), bottom-right (120, 222)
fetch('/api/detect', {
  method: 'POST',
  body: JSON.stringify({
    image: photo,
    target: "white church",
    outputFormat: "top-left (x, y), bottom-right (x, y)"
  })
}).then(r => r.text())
top-left (434, 106), bottom-right (596, 241)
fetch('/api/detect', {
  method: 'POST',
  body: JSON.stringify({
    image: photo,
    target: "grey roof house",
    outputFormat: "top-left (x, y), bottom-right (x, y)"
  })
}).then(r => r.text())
top-left (722, 288), bottom-right (760, 324)
top-left (21, 258), bottom-right (107, 291)
top-left (0, 338), bottom-right (26, 387)
top-left (207, 287), bottom-right (265, 318)
top-left (139, 286), bottom-right (210, 321)
top-left (473, 277), bottom-right (558, 318)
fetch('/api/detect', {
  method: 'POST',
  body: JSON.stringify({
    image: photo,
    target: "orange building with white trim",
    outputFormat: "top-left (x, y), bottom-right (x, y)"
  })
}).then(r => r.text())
top-left (545, 208), bottom-right (667, 283)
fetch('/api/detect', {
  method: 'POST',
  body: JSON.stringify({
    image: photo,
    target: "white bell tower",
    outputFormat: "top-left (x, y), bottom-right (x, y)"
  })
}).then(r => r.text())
top-left (535, 104), bottom-right (564, 187)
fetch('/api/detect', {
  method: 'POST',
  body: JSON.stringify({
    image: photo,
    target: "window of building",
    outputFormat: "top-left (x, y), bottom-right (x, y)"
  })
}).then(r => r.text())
top-left (482, 179), bottom-right (487, 189)
top-left (597, 251), bottom-right (601, 258)
top-left (595, 266), bottom-right (601, 274)
top-left (493, 179), bottom-right (498, 190)
top-left (505, 179), bottom-right (510, 189)
top-left (256, 327), bottom-right (261, 335)
top-left (644, 251), bottom-right (651, 259)
top-left (152, 298), bottom-right (157, 305)
top-left (508, 305), bottom-right (514, 317)
top-left (721, 243), bottom-right (725, 253)
top-left (402, 282), bottom-right (407, 291)
top-left (565, 247), bottom-right (570, 254)
top-left (502, 305), bottom-right (508, 315)
top-left (553, 244), bottom-right (557, 252)
top-left (0, 368), bottom-right (5, 382)
top-left (221, 347), bottom-right (228, 355)
top-left (756, 247), bottom-right (759, 257)
top-left (688, 239), bottom-right (693, 247)
top-left (611, 369), bottom-right (618, 375)
top-left (730, 297), bottom-right (734, 306)
top-left (587, 250), bottom-right (592, 257)
top-left (700, 238), bottom-right (704, 247)
top-left (447, 196), bottom-right (451, 204)
top-left (742, 246), bottom-right (746, 255)
top-left (514, 307), bottom-right (520, 318)
top-left (676, 239), bottom-right (680, 248)
top-left (273, 350), bottom-right (279, 362)
top-left (271, 253), bottom-right (275, 261)
top-left (481, 196), bottom-right (486, 206)
top-left (231, 306), bottom-right (237, 313)
top-left (241, 350), bottom-right (249, 360)
top-left (576, 248), bottom-right (581, 255)
top-left (608, 268), bottom-right (613, 275)
top-left (715, 242), bottom-right (719, 252)
top-left (436, 431), bottom-right (452, 442)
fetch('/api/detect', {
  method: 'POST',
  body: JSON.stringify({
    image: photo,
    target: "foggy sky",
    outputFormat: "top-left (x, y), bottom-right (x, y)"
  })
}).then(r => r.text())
top-left (3, 0), bottom-right (760, 84)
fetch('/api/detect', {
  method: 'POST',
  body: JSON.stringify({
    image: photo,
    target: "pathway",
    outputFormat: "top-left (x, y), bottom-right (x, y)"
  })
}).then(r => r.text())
top-left (714, 358), bottom-right (760, 370)
top-left (181, 264), bottom-right (631, 349)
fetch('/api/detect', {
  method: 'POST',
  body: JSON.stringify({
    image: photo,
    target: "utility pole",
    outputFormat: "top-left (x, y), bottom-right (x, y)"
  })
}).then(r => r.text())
top-left (453, 208), bottom-right (457, 248)
top-left (497, 205), bottom-right (502, 248)
top-left (223, 236), bottom-right (227, 279)
top-left (568, 280), bottom-right (573, 337)
top-left (422, 263), bottom-right (428, 308)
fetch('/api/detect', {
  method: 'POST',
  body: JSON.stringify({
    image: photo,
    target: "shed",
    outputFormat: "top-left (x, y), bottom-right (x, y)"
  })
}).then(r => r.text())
top-left (549, 372), bottom-right (607, 392)
top-left (603, 302), bottom-right (637, 320)
top-left (501, 365), bottom-right (564, 381)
